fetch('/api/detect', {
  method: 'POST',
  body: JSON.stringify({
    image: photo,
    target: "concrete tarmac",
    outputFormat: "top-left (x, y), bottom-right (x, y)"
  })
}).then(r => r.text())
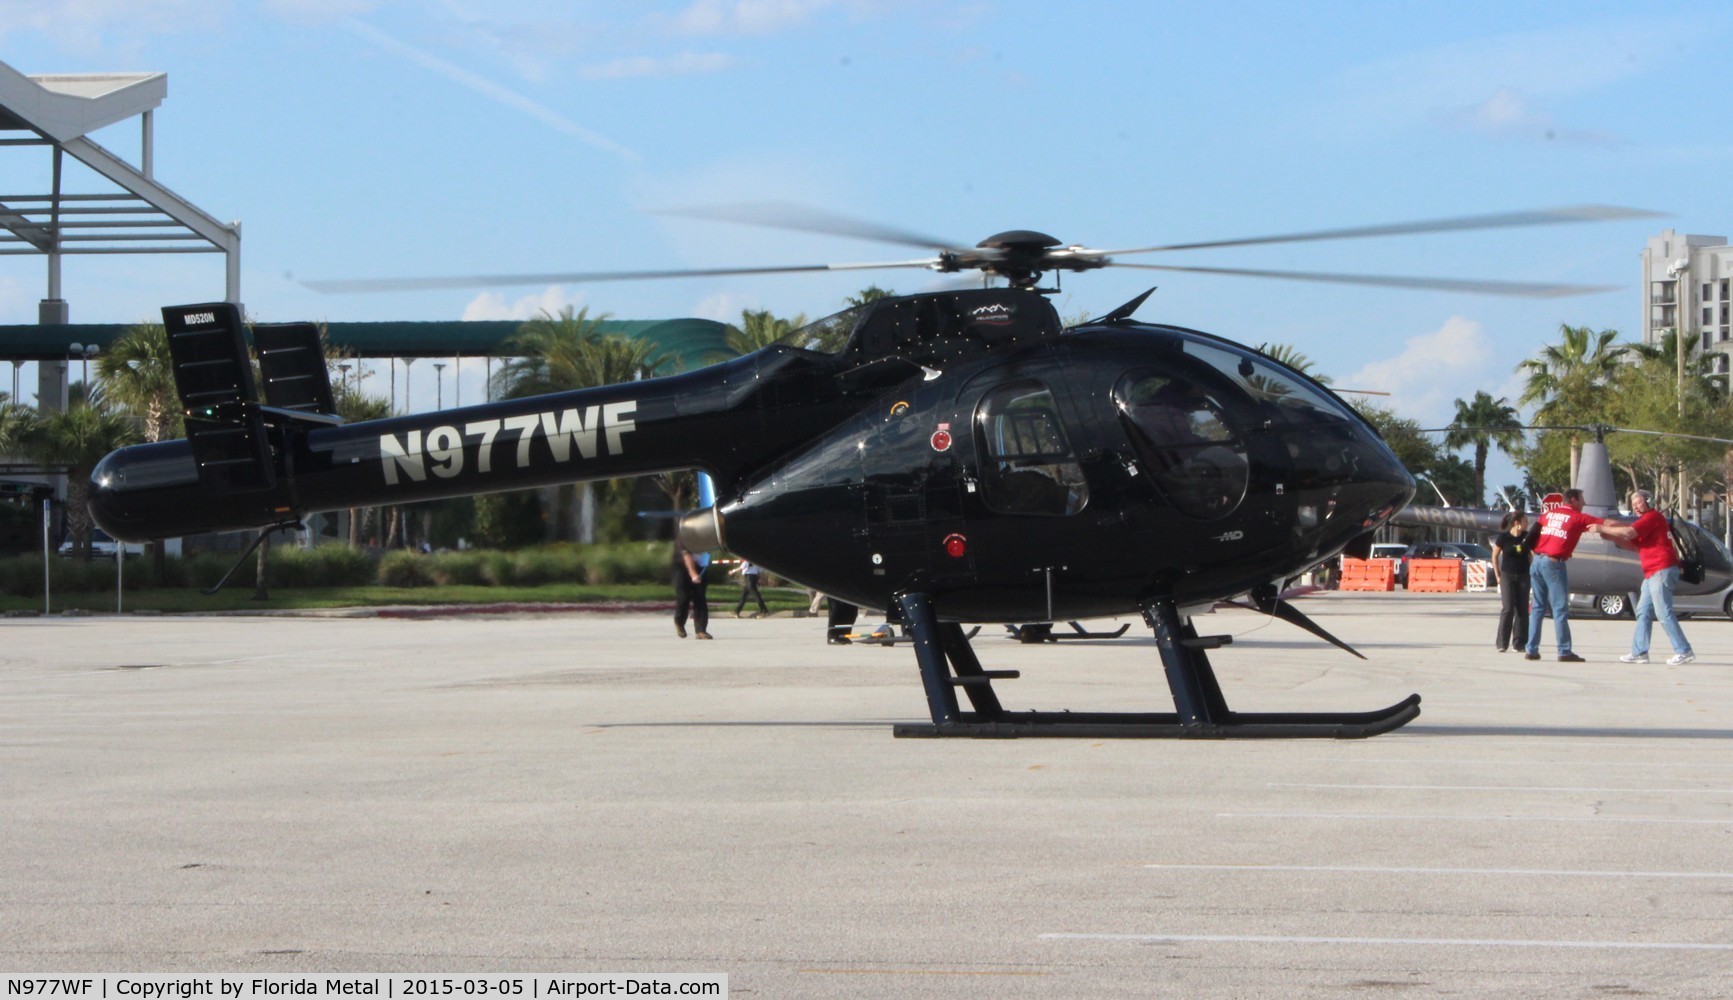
top-left (3, 592), bottom-right (1730, 997)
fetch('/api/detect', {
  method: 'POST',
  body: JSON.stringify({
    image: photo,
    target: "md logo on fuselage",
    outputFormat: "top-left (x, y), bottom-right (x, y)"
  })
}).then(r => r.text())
top-left (379, 401), bottom-right (637, 485)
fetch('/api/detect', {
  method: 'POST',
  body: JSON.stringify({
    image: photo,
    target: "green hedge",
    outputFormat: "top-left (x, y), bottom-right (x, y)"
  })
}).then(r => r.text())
top-left (0, 541), bottom-right (679, 594)
top-left (383, 542), bottom-right (669, 589)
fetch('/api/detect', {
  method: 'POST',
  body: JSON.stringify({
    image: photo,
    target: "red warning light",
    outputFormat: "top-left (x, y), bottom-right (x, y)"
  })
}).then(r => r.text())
top-left (943, 533), bottom-right (968, 558)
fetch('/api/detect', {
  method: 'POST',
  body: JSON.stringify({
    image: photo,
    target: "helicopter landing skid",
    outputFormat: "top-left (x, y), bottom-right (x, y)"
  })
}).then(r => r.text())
top-left (891, 593), bottom-right (1420, 739)
top-left (1004, 621), bottom-right (1132, 643)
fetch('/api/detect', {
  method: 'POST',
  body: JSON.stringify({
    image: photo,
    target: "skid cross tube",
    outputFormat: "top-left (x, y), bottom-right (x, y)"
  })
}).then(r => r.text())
top-left (892, 593), bottom-right (1420, 739)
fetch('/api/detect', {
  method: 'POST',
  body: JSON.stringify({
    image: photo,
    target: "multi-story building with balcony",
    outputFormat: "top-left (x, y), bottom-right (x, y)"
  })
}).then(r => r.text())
top-left (1640, 230), bottom-right (1733, 383)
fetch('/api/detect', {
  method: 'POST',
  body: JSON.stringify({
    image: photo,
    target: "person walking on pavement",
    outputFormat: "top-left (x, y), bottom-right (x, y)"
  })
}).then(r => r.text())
top-left (1599, 489), bottom-right (1695, 666)
top-left (1526, 488), bottom-right (1603, 663)
top-left (672, 538), bottom-right (712, 640)
top-left (1491, 510), bottom-right (1533, 652)
top-left (731, 559), bottom-right (769, 618)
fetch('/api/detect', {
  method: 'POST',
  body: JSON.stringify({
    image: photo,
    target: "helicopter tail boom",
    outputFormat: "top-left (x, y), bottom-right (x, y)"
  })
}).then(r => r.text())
top-left (91, 307), bottom-right (870, 543)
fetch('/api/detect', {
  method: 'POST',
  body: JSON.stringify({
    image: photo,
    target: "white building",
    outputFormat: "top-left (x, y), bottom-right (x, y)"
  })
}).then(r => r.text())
top-left (1640, 230), bottom-right (1733, 381)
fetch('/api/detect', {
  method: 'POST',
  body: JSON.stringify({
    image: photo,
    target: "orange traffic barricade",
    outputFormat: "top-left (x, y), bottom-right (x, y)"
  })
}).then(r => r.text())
top-left (1406, 558), bottom-right (1463, 592)
top-left (1340, 557), bottom-right (1396, 591)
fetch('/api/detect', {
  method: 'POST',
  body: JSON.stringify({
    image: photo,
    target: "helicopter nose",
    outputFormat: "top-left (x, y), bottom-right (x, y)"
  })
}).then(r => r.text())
top-left (88, 439), bottom-right (208, 542)
top-left (1346, 429), bottom-right (1418, 525)
top-left (89, 449), bottom-right (138, 541)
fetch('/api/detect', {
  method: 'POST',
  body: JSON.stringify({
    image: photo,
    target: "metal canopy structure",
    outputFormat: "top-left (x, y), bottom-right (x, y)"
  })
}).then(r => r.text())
top-left (0, 317), bottom-right (735, 368)
top-left (0, 60), bottom-right (240, 290)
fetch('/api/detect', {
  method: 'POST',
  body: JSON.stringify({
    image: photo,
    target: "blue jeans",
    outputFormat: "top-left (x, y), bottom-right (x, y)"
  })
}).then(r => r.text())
top-left (1527, 554), bottom-right (1571, 655)
top-left (1632, 565), bottom-right (1692, 657)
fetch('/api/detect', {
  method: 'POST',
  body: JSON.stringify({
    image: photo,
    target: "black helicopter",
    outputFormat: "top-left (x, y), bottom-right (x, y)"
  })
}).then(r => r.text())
top-left (89, 204), bottom-right (1656, 740)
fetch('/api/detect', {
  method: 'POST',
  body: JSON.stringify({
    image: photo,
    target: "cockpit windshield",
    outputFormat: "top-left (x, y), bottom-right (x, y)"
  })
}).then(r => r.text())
top-left (1183, 341), bottom-right (1356, 428)
top-left (1114, 370), bottom-right (1248, 520)
top-left (785, 305), bottom-right (868, 354)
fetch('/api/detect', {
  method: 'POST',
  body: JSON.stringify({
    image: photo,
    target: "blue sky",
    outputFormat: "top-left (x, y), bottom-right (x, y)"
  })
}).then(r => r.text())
top-left (3, 1), bottom-right (1730, 492)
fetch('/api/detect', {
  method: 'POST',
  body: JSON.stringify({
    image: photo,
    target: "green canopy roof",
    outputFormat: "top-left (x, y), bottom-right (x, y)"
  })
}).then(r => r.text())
top-left (0, 317), bottom-right (737, 371)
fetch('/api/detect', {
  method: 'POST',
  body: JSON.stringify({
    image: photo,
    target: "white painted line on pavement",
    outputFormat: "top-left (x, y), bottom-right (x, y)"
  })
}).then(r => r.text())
top-left (1217, 811), bottom-right (1732, 825)
top-left (1319, 758), bottom-right (1733, 769)
top-left (1267, 782), bottom-right (1732, 793)
top-left (1040, 933), bottom-right (1733, 951)
top-left (1142, 863), bottom-right (1733, 879)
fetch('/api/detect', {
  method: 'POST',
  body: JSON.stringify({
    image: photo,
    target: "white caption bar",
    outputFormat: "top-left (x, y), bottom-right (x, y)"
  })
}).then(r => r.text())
top-left (2, 977), bottom-right (726, 1000)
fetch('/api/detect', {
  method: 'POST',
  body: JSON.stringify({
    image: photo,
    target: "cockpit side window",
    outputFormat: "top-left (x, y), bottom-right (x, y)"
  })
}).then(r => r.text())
top-left (1114, 370), bottom-right (1248, 520)
top-left (975, 381), bottom-right (1089, 516)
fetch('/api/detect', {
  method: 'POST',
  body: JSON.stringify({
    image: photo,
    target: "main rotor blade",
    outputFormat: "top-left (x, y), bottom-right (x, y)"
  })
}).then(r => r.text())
top-left (302, 258), bottom-right (941, 294)
top-left (655, 201), bottom-right (967, 252)
top-left (1102, 205), bottom-right (1665, 256)
top-left (1110, 262), bottom-right (1615, 298)
top-left (1605, 427), bottom-right (1733, 446)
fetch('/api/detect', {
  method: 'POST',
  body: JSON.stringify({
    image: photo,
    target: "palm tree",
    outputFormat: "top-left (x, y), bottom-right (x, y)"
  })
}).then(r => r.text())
top-left (97, 321), bottom-right (181, 442)
top-left (1516, 323), bottom-right (1626, 423)
top-left (15, 401), bottom-right (140, 558)
top-left (1516, 323), bottom-right (1628, 488)
top-left (1443, 391), bottom-right (1524, 506)
top-left (726, 309), bottom-right (809, 355)
top-left (1255, 342), bottom-right (1333, 385)
top-left (493, 307), bottom-right (668, 399)
top-left (1627, 329), bottom-right (1724, 397)
top-left (490, 307), bottom-right (670, 543)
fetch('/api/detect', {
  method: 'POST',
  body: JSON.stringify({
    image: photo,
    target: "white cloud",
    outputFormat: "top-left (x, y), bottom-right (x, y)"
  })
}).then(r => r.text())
top-left (1329, 17), bottom-right (1682, 136)
top-left (461, 286), bottom-right (587, 321)
top-left (1444, 88), bottom-right (1623, 147)
top-left (0, 0), bottom-right (225, 54)
top-left (260, 0), bottom-right (382, 26)
top-left (577, 51), bottom-right (737, 80)
top-left (1344, 315), bottom-right (1495, 424)
top-left (691, 290), bottom-right (758, 323)
top-left (344, 18), bottom-right (641, 162)
top-left (670, 0), bottom-right (838, 36)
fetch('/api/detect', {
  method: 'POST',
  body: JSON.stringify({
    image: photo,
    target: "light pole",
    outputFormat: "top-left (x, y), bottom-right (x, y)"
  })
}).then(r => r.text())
top-left (402, 358), bottom-right (415, 413)
top-left (1668, 258), bottom-right (1691, 514)
top-left (10, 359), bottom-right (19, 401)
top-left (1668, 258), bottom-right (1690, 417)
top-left (337, 363), bottom-right (352, 400)
top-left (433, 362), bottom-right (446, 410)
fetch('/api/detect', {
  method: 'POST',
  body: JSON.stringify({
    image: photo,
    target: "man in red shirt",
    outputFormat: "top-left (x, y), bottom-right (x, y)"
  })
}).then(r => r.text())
top-left (1598, 489), bottom-right (1695, 665)
top-left (1525, 488), bottom-right (1603, 662)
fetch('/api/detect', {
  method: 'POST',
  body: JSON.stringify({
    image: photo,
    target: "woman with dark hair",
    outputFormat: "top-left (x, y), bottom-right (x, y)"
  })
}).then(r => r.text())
top-left (1491, 511), bottom-right (1533, 652)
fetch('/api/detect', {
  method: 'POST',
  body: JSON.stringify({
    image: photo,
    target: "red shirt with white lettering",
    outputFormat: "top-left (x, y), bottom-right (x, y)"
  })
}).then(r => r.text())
top-left (1532, 506), bottom-right (1603, 560)
top-left (1629, 509), bottom-right (1679, 578)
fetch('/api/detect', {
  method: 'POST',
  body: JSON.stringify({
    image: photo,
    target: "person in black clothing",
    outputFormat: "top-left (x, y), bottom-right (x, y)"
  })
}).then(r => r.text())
top-left (731, 559), bottom-right (769, 618)
top-left (1492, 511), bottom-right (1533, 652)
top-left (672, 539), bottom-right (712, 640)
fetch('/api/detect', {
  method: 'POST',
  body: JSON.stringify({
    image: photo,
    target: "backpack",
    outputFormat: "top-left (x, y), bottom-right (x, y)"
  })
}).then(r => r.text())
top-left (1667, 515), bottom-right (1706, 585)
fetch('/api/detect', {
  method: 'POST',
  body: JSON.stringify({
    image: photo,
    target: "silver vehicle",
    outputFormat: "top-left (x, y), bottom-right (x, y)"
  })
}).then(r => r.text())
top-left (1408, 541), bottom-right (1493, 563)
top-left (1571, 530), bottom-right (1733, 620)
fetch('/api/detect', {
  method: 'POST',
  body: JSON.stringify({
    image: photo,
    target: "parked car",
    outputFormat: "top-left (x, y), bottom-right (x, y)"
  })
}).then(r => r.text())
top-left (1397, 541), bottom-right (1493, 589)
top-left (1407, 541), bottom-right (1493, 563)
top-left (57, 528), bottom-right (126, 558)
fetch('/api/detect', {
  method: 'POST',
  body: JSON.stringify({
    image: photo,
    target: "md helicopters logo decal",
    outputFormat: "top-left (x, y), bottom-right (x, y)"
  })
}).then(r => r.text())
top-left (968, 302), bottom-right (1015, 325)
top-left (379, 401), bottom-right (637, 485)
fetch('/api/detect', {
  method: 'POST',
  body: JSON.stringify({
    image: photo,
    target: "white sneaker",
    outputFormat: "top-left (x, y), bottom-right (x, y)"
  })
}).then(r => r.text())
top-left (1618, 653), bottom-right (1649, 664)
top-left (1666, 653), bottom-right (1696, 666)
